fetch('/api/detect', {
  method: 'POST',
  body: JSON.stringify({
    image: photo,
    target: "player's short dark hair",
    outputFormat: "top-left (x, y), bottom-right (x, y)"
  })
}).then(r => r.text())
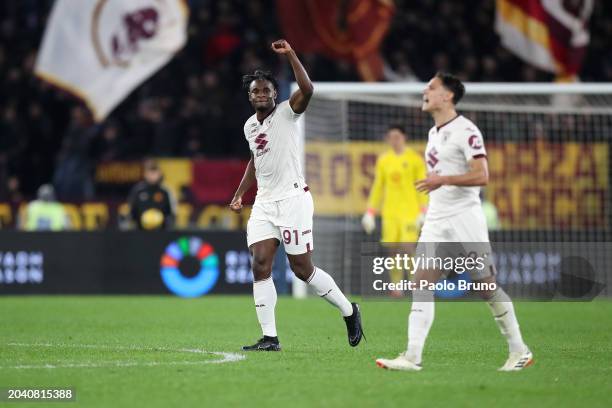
top-left (242, 70), bottom-right (279, 92)
top-left (387, 123), bottom-right (406, 134)
top-left (435, 72), bottom-right (465, 105)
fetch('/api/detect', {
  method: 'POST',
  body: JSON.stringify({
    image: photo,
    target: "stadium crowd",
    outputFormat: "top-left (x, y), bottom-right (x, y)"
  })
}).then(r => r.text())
top-left (0, 0), bottom-right (611, 199)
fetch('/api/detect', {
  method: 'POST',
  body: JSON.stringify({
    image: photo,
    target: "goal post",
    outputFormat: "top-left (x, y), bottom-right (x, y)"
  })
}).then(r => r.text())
top-left (293, 82), bottom-right (612, 298)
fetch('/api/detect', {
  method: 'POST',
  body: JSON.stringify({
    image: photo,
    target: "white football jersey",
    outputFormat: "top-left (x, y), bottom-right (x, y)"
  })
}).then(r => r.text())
top-left (424, 115), bottom-right (487, 220)
top-left (243, 100), bottom-right (307, 203)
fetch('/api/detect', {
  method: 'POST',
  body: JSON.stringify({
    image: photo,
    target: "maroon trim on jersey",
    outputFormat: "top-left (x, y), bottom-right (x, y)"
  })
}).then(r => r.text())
top-left (303, 186), bottom-right (309, 192)
top-left (472, 154), bottom-right (487, 160)
top-left (306, 243), bottom-right (312, 253)
top-left (436, 114), bottom-right (460, 131)
top-left (257, 105), bottom-right (277, 124)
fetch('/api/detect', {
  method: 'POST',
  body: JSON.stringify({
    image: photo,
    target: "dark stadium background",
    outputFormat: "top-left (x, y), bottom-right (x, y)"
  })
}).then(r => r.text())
top-left (1, 0), bottom-right (611, 199)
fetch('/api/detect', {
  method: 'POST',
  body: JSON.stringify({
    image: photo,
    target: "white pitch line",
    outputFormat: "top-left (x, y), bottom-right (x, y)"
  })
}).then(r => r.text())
top-left (1, 342), bottom-right (245, 369)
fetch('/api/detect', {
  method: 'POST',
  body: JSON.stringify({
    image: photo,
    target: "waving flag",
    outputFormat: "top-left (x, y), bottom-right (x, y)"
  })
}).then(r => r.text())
top-left (35, 0), bottom-right (188, 122)
top-left (496, 0), bottom-right (594, 81)
top-left (276, 0), bottom-right (395, 82)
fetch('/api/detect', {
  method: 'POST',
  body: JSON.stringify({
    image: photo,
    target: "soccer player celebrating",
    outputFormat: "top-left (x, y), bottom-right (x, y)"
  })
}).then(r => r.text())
top-left (375, 72), bottom-right (533, 371)
top-left (230, 39), bottom-right (364, 351)
top-left (362, 124), bottom-right (428, 296)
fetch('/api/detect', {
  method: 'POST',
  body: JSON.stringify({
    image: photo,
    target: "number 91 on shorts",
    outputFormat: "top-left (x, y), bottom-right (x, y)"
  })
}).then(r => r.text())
top-left (246, 190), bottom-right (314, 255)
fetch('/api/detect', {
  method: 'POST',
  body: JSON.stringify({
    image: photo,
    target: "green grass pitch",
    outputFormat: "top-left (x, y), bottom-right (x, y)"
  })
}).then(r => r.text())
top-left (1, 296), bottom-right (611, 407)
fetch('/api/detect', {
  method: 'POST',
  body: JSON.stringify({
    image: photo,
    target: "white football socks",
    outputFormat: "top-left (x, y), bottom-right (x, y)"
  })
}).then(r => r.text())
top-left (487, 288), bottom-right (527, 353)
top-left (406, 289), bottom-right (435, 365)
top-left (253, 277), bottom-right (277, 337)
top-left (307, 267), bottom-right (353, 317)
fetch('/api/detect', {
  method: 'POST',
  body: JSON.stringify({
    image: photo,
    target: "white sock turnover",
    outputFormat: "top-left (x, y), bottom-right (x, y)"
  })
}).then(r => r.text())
top-left (307, 267), bottom-right (353, 317)
top-left (407, 289), bottom-right (434, 365)
top-left (486, 287), bottom-right (527, 353)
top-left (253, 277), bottom-right (277, 337)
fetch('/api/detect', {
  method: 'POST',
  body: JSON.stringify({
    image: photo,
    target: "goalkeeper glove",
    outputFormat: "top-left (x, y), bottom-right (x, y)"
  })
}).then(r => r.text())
top-left (361, 209), bottom-right (376, 234)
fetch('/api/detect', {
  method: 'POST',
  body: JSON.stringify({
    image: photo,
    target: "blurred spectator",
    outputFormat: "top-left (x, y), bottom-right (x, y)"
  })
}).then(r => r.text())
top-left (1, 176), bottom-right (25, 204)
top-left (94, 121), bottom-right (127, 162)
top-left (21, 184), bottom-right (70, 231)
top-left (52, 106), bottom-right (97, 200)
top-left (127, 159), bottom-right (176, 230)
top-left (0, 105), bottom-right (25, 192)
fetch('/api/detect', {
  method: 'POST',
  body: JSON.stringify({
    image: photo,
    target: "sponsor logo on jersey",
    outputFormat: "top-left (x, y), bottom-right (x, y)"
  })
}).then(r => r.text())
top-left (255, 133), bottom-right (270, 157)
top-left (255, 133), bottom-right (268, 150)
top-left (254, 133), bottom-right (271, 156)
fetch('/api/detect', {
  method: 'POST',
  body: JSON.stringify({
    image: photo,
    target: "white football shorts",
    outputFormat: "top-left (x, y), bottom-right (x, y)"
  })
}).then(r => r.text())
top-left (416, 205), bottom-right (495, 280)
top-left (247, 190), bottom-right (314, 255)
top-left (419, 205), bottom-right (490, 243)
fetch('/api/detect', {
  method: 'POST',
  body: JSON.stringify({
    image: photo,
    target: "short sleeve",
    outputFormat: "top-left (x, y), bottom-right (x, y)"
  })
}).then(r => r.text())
top-left (460, 127), bottom-right (487, 161)
top-left (279, 100), bottom-right (302, 122)
top-left (243, 121), bottom-right (252, 140)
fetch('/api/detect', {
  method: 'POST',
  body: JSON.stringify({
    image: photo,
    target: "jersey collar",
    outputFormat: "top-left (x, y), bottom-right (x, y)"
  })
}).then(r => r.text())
top-left (436, 114), bottom-right (460, 132)
top-left (257, 105), bottom-right (277, 125)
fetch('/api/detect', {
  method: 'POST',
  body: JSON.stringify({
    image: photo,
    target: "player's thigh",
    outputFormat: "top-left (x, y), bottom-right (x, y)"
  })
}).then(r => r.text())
top-left (249, 238), bottom-right (279, 281)
top-left (412, 266), bottom-right (443, 285)
top-left (418, 217), bottom-right (453, 242)
top-left (448, 206), bottom-right (490, 242)
top-left (415, 219), bottom-right (448, 284)
top-left (447, 207), bottom-right (495, 281)
top-left (247, 203), bottom-right (281, 248)
top-left (472, 274), bottom-right (498, 300)
top-left (286, 252), bottom-right (314, 281)
top-left (277, 192), bottom-right (314, 256)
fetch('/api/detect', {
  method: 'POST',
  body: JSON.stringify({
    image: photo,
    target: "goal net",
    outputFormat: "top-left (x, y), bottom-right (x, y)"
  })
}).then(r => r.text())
top-left (299, 82), bottom-right (612, 299)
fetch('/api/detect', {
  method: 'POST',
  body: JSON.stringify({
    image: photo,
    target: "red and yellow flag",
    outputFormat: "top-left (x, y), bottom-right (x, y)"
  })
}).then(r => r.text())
top-left (276, 0), bottom-right (395, 81)
top-left (496, 0), bottom-right (593, 81)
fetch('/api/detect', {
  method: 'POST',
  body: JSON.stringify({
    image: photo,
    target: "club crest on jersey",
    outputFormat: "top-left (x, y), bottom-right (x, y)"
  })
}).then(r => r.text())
top-left (468, 134), bottom-right (482, 149)
top-left (442, 131), bottom-right (451, 143)
top-left (427, 147), bottom-right (439, 168)
top-left (255, 133), bottom-right (270, 156)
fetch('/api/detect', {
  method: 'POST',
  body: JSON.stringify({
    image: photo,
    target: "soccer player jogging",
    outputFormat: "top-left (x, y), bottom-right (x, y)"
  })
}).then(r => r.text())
top-left (230, 39), bottom-right (364, 351)
top-left (362, 124), bottom-right (428, 296)
top-left (375, 73), bottom-right (533, 371)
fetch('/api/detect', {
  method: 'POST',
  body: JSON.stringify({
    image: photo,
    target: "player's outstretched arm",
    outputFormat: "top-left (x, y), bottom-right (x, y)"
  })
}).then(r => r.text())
top-left (415, 158), bottom-right (489, 193)
top-left (271, 39), bottom-right (313, 114)
top-left (230, 153), bottom-right (256, 213)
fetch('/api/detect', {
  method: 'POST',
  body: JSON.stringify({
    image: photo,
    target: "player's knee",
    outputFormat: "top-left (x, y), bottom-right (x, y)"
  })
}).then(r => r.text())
top-left (475, 277), bottom-right (498, 300)
top-left (478, 289), bottom-right (496, 300)
top-left (251, 255), bottom-right (272, 280)
top-left (288, 257), bottom-right (313, 281)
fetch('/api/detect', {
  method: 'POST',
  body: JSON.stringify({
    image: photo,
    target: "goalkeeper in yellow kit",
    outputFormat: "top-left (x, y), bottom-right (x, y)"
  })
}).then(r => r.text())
top-left (362, 124), bottom-right (428, 292)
